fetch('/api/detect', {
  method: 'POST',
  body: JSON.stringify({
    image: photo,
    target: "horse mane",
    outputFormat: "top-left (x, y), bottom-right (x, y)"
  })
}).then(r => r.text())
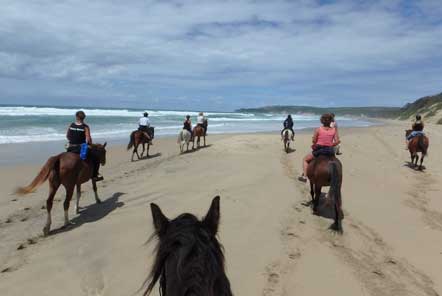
top-left (144, 213), bottom-right (232, 296)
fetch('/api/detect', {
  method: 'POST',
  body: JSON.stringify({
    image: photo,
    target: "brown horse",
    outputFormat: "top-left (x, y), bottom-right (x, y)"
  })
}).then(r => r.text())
top-left (282, 129), bottom-right (293, 153)
top-left (307, 155), bottom-right (343, 232)
top-left (15, 144), bottom-right (107, 236)
top-left (406, 130), bottom-right (429, 170)
top-left (127, 130), bottom-right (150, 161)
top-left (192, 125), bottom-right (206, 148)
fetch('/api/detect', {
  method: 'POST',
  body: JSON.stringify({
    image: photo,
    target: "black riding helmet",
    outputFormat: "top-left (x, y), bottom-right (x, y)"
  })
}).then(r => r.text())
top-left (144, 112), bottom-right (148, 117)
top-left (416, 114), bottom-right (422, 121)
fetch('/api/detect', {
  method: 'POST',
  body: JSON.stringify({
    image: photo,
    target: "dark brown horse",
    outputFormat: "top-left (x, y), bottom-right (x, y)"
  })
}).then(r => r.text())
top-left (192, 125), bottom-right (206, 148)
top-left (406, 130), bottom-right (429, 170)
top-left (307, 155), bottom-right (343, 233)
top-left (127, 130), bottom-right (150, 161)
top-left (15, 144), bottom-right (107, 236)
top-left (144, 196), bottom-right (233, 296)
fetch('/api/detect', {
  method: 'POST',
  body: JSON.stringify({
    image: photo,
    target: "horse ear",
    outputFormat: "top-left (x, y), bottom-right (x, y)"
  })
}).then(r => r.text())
top-left (103, 142), bottom-right (107, 148)
top-left (203, 196), bottom-right (220, 236)
top-left (150, 203), bottom-right (169, 236)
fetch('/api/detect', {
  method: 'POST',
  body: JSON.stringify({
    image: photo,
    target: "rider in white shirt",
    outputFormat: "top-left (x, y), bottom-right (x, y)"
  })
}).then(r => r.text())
top-left (196, 112), bottom-right (208, 135)
top-left (138, 112), bottom-right (153, 144)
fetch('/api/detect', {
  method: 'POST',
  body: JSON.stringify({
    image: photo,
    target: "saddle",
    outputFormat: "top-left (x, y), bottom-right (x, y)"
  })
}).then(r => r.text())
top-left (312, 145), bottom-right (335, 158)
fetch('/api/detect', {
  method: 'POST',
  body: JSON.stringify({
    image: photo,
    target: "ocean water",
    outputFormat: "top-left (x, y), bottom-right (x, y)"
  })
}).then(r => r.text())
top-left (0, 105), bottom-right (376, 145)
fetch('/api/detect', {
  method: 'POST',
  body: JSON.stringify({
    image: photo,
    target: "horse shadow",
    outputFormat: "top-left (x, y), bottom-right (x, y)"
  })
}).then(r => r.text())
top-left (403, 162), bottom-right (426, 171)
top-left (136, 152), bottom-right (162, 161)
top-left (286, 147), bottom-right (296, 154)
top-left (50, 192), bottom-right (125, 235)
top-left (181, 144), bottom-right (213, 154)
top-left (302, 193), bottom-right (336, 220)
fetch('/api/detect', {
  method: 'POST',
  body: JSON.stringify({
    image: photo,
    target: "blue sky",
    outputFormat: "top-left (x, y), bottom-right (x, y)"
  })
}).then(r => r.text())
top-left (0, 0), bottom-right (441, 111)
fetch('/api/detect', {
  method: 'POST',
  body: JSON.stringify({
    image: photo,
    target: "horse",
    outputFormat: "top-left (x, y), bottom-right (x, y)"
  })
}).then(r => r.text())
top-left (282, 129), bottom-right (294, 153)
top-left (127, 130), bottom-right (150, 161)
top-left (307, 155), bottom-right (344, 233)
top-left (406, 129), bottom-right (429, 170)
top-left (177, 129), bottom-right (192, 153)
top-left (144, 196), bottom-right (233, 296)
top-left (192, 125), bottom-right (206, 149)
top-left (15, 143), bottom-right (107, 236)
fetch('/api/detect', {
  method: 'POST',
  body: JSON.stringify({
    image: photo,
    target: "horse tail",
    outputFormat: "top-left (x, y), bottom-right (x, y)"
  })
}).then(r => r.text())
top-left (328, 161), bottom-right (342, 214)
top-left (418, 135), bottom-right (427, 155)
top-left (127, 131), bottom-right (135, 150)
top-left (15, 156), bottom-right (60, 195)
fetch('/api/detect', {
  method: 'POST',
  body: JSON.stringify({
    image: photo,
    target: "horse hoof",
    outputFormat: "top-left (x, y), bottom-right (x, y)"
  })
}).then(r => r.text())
top-left (96, 199), bottom-right (102, 204)
top-left (43, 226), bottom-right (50, 237)
top-left (329, 223), bottom-right (343, 234)
top-left (312, 209), bottom-right (319, 216)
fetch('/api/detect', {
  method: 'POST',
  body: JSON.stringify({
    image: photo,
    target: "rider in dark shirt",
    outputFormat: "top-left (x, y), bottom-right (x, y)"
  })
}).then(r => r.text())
top-left (281, 115), bottom-right (295, 140)
top-left (66, 111), bottom-right (103, 181)
top-left (183, 115), bottom-right (192, 133)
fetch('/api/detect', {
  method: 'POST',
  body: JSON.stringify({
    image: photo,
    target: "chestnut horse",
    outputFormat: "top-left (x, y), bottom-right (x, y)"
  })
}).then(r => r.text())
top-left (192, 125), bottom-right (206, 148)
top-left (406, 130), bottom-right (429, 170)
top-left (127, 130), bottom-right (150, 161)
top-left (282, 129), bottom-right (293, 153)
top-left (307, 155), bottom-right (343, 232)
top-left (15, 144), bottom-right (107, 236)
top-left (144, 196), bottom-right (233, 296)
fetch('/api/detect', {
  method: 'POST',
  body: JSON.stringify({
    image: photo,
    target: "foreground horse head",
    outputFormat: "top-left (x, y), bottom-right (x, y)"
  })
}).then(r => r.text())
top-left (144, 196), bottom-right (233, 296)
top-left (406, 130), bottom-right (429, 170)
top-left (307, 155), bottom-right (343, 233)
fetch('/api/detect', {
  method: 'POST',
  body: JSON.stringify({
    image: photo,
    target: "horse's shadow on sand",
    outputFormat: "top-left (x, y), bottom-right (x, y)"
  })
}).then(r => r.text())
top-left (302, 193), bottom-right (339, 226)
top-left (285, 147), bottom-right (296, 154)
top-left (50, 192), bottom-right (125, 235)
top-left (403, 161), bottom-right (426, 171)
top-left (133, 152), bottom-right (162, 162)
top-left (181, 144), bottom-right (213, 154)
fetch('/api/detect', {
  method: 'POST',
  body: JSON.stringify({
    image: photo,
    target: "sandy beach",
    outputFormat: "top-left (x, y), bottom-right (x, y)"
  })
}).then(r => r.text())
top-left (1, 122), bottom-right (442, 296)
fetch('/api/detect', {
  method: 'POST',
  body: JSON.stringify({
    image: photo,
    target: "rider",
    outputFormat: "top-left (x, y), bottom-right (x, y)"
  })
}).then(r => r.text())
top-left (183, 115), bottom-right (192, 134)
top-left (66, 111), bottom-right (103, 181)
top-left (138, 112), bottom-right (153, 144)
top-left (197, 112), bottom-right (207, 135)
top-left (298, 113), bottom-right (340, 182)
top-left (405, 114), bottom-right (425, 148)
top-left (281, 115), bottom-right (295, 140)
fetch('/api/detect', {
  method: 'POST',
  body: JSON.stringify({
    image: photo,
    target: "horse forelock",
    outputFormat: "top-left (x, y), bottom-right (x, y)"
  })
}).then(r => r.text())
top-left (145, 213), bottom-right (231, 296)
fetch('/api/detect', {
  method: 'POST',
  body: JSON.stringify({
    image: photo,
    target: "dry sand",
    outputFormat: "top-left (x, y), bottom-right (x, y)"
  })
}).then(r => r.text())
top-left (0, 122), bottom-right (442, 296)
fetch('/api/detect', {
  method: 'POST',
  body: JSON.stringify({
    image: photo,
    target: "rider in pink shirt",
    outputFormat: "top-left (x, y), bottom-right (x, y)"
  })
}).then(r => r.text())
top-left (299, 113), bottom-right (340, 182)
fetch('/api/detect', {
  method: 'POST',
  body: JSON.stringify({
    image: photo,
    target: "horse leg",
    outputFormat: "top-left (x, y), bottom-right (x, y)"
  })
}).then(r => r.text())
top-left (419, 153), bottom-right (425, 170)
top-left (75, 184), bottom-right (81, 214)
top-left (203, 136), bottom-right (206, 147)
top-left (313, 185), bottom-right (321, 215)
top-left (63, 184), bottom-right (75, 227)
top-left (310, 181), bottom-right (314, 202)
top-left (141, 143), bottom-right (145, 158)
top-left (92, 180), bottom-right (101, 204)
top-left (146, 143), bottom-right (150, 157)
top-left (43, 180), bottom-right (60, 236)
top-left (136, 144), bottom-right (141, 160)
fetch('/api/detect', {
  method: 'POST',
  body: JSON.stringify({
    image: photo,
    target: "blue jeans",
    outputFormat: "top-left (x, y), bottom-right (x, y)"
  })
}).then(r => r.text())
top-left (407, 131), bottom-right (424, 141)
